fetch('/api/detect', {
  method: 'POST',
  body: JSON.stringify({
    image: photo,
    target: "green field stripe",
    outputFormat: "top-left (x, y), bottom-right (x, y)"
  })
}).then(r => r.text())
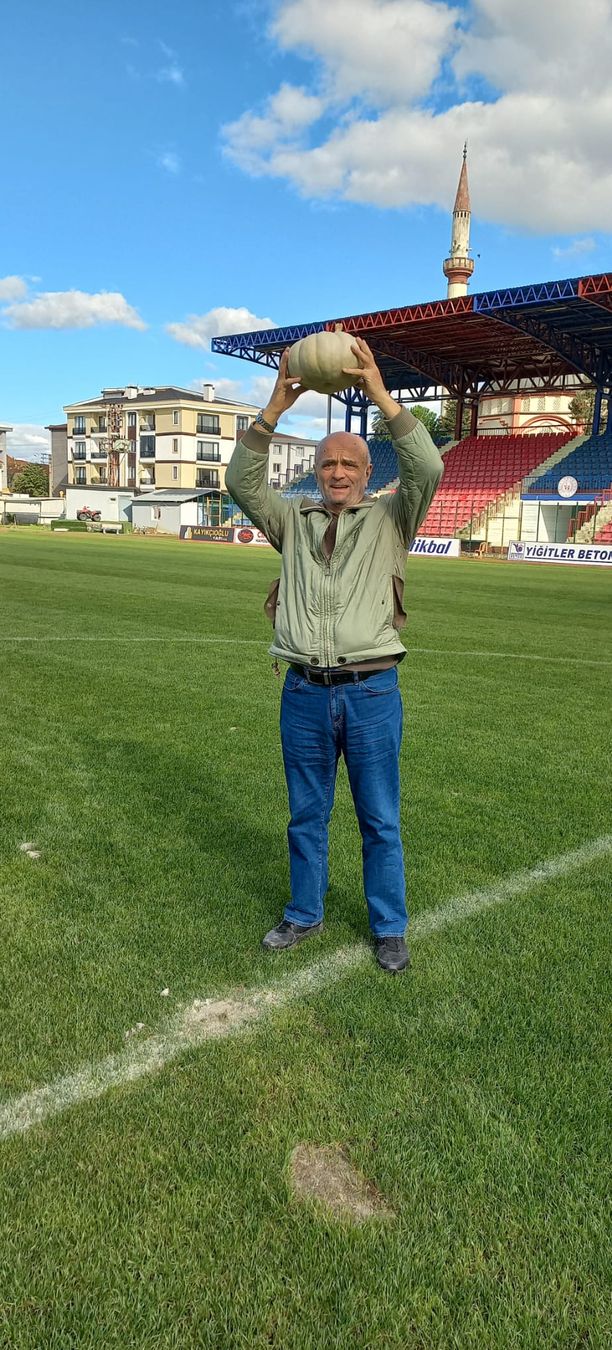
top-left (1, 835), bottom-right (610, 1145)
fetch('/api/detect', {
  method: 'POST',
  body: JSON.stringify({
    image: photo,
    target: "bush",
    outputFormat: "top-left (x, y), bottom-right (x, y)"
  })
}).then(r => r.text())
top-left (51, 519), bottom-right (88, 532)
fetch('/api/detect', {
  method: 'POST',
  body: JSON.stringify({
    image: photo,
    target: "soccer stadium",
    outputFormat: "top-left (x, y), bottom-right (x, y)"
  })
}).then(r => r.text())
top-left (1, 146), bottom-right (611, 1350)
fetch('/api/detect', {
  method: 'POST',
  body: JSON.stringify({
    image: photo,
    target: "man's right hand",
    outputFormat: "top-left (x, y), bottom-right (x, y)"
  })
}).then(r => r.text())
top-left (256, 348), bottom-right (305, 431)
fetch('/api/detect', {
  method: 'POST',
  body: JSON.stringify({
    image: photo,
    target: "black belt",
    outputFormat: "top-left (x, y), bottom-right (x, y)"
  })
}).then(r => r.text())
top-left (290, 663), bottom-right (380, 686)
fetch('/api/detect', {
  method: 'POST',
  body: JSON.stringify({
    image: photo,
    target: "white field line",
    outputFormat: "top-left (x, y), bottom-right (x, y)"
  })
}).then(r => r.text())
top-left (2, 635), bottom-right (611, 666)
top-left (1, 834), bottom-right (610, 1145)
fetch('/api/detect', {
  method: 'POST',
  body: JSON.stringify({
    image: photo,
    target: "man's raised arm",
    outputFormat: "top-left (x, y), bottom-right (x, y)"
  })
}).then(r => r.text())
top-left (225, 350), bottom-right (305, 553)
top-left (343, 337), bottom-right (444, 545)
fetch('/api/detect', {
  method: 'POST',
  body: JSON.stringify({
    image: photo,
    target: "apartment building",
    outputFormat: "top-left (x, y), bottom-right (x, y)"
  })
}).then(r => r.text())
top-left (63, 384), bottom-right (257, 493)
top-left (62, 384), bottom-right (317, 494)
top-left (0, 425), bottom-right (12, 492)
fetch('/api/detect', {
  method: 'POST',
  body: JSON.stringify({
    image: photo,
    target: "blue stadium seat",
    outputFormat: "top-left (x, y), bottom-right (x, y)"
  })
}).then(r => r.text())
top-left (529, 430), bottom-right (612, 494)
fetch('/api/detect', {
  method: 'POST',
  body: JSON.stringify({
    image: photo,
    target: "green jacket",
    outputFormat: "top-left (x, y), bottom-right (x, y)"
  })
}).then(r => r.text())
top-left (225, 409), bottom-right (444, 667)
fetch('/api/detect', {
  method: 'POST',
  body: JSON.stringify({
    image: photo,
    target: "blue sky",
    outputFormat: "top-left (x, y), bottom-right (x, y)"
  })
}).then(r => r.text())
top-left (2, 0), bottom-right (611, 457)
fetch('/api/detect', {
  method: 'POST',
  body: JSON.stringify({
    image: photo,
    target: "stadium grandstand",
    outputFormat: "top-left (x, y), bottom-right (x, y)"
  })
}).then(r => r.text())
top-left (213, 271), bottom-right (612, 549)
top-left (211, 150), bottom-right (612, 552)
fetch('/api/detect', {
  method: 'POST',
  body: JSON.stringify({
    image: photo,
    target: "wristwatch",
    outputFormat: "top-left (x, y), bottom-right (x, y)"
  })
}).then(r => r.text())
top-left (254, 410), bottom-right (277, 433)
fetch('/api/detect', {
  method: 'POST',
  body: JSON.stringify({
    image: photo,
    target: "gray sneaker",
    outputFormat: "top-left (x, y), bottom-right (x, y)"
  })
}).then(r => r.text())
top-left (262, 919), bottom-right (323, 951)
top-left (374, 936), bottom-right (410, 974)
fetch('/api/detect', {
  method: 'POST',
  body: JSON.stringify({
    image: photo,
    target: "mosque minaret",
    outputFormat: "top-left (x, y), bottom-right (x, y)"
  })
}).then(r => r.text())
top-left (443, 145), bottom-right (475, 298)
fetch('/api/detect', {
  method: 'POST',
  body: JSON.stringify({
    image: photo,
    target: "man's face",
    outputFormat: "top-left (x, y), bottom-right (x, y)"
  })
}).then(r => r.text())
top-left (314, 434), bottom-right (372, 512)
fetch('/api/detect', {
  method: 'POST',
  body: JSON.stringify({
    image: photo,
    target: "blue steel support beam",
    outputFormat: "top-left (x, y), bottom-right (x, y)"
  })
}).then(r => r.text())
top-left (211, 320), bottom-right (325, 357)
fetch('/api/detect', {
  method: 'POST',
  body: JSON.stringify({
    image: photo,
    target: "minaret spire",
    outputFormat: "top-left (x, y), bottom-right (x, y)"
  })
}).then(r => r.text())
top-left (443, 144), bottom-right (474, 298)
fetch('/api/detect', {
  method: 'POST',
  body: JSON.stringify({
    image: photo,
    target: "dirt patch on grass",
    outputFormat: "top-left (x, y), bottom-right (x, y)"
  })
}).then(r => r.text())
top-left (289, 1144), bottom-right (394, 1224)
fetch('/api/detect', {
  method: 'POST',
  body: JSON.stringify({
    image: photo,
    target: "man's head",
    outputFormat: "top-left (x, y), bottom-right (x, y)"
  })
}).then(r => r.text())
top-left (314, 432), bottom-right (372, 512)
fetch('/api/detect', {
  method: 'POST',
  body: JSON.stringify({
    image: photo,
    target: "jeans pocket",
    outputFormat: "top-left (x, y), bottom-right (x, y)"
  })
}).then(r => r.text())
top-left (359, 667), bottom-right (399, 696)
top-left (284, 669), bottom-right (307, 692)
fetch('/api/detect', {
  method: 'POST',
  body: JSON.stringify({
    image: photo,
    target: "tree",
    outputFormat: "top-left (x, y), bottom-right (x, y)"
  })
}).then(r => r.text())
top-left (370, 404), bottom-right (442, 441)
top-left (11, 463), bottom-right (49, 497)
top-left (568, 388), bottom-right (608, 435)
top-left (438, 400), bottom-right (471, 439)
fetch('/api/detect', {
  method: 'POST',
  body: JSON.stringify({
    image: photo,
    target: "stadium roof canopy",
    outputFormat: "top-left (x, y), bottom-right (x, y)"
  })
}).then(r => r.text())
top-left (212, 272), bottom-right (612, 405)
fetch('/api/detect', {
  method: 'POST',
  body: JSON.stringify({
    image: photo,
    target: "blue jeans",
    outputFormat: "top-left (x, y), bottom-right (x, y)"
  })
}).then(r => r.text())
top-left (280, 666), bottom-right (407, 937)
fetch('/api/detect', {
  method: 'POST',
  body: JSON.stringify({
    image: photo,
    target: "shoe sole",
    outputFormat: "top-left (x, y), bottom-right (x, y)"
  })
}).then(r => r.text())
top-left (262, 923), bottom-right (324, 952)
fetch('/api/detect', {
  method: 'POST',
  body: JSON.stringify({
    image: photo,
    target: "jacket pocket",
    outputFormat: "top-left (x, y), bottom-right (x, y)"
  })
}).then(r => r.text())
top-left (264, 577), bottom-right (280, 626)
top-left (392, 575), bottom-right (407, 630)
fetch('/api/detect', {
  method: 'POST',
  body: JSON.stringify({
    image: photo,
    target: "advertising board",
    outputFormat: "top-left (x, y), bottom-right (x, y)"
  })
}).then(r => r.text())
top-left (409, 537), bottom-right (461, 557)
top-left (508, 540), bottom-right (612, 566)
top-left (179, 525), bottom-right (233, 542)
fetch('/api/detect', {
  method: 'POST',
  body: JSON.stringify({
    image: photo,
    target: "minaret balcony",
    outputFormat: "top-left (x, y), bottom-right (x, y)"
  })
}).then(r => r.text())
top-left (443, 256), bottom-right (475, 277)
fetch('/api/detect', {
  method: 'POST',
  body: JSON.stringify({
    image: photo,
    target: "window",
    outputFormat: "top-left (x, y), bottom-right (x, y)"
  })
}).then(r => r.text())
top-left (273, 462), bottom-right (281, 473)
top-left (75, 466), bottom-right (86, 484)
top-left (521, 398), bottom-right (530, 413)
top-left (140, 413), bottom-right (155, 431)
top-left (173, 410), bottom-right (179, 425)
top-left (197, 414), bottom-right (220, 434)
top-left (73, 442), bottom-right (86, 460)
top-left (172, 438), bottom-right (179, 453)
top-left (172, 465), bottom-right (178, 481)
top-left (74, 416), bottom-right (86, 433)
top-left (196, 468), bottom-right (219, 488)
top-left (196, 441), bottom-right (221, 462)
top-left (139, 436), bottom-right (155, 458)
top-left (127, 412), bottom-right (137, 429)
top-left (236, 415), bottom-right (249, 432)
top-left (98, 467), bottom-right (107, 483)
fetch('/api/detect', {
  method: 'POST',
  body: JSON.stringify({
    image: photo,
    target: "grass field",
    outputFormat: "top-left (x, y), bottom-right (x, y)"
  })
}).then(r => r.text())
top-left (0, 529), bottom-right (610, 1349)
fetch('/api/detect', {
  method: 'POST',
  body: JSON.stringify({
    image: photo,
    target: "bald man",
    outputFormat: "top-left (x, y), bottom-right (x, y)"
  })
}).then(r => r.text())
top-left (225, 339), bottom-right (443, 973)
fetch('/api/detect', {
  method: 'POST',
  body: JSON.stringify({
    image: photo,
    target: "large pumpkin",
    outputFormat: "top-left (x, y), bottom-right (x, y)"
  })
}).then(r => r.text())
top-left (287, 330), bottom-right (358, 395)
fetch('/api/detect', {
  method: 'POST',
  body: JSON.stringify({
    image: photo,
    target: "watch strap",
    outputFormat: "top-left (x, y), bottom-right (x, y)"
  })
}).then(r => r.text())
top-left (254, 411), bottom-right (277, 433)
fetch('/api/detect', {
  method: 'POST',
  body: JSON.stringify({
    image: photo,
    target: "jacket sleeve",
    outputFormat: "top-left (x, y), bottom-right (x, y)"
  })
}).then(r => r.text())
top-left (382, 409), bottom-right (444, 545)
top-left (224, 425), bottom-right (292, 552)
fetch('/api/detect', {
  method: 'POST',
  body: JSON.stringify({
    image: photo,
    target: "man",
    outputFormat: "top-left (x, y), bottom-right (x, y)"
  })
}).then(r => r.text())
top-left (225, 338), bottom-right (443, 973)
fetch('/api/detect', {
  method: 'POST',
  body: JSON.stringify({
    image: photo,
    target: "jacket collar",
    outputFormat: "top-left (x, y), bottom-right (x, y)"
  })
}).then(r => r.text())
top-left (299, 495), bottom-right (377, 516)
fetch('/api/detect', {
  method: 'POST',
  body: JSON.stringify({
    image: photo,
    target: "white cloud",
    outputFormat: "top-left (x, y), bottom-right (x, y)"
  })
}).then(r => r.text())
top-left (224, 83), bottom-right (324, 174)
top-left (0, 275), bottom-right (28, 301)
top-left (159, 151), bottom-right (180, 174)
top-left (454, 0), bottom-right (612, 96)
top-left (157, 40), bottom-right (184, 85)
top-left (3, 290), bottom-right (147, 330)
top-left (272, 0), bottom-right (459, 105)
top-left (157, 62), bottom-right (184, 86)
top-left (6, 425), bottom-right (51, 460)
top-left (166, 306), bottom-right (277, 350)
top-left (552, 238), bottom-right (597, 260)
top-left (222, 0), bottom-right (612, 233)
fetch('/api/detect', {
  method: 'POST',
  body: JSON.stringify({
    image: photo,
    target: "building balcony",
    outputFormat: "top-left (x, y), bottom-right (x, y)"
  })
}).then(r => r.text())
top-left (139, 446), bottom-right (156, 459)
top-left (91, 449), bottom-right (107, 459)
top-left (72, 452), bottom-right (87, 461)
top-left (196, 451), bottom-right (221, 463)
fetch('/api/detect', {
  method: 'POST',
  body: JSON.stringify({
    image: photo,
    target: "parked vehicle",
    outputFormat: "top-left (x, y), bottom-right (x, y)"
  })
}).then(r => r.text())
top-left (76, 506), bottom-right (102, 522)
